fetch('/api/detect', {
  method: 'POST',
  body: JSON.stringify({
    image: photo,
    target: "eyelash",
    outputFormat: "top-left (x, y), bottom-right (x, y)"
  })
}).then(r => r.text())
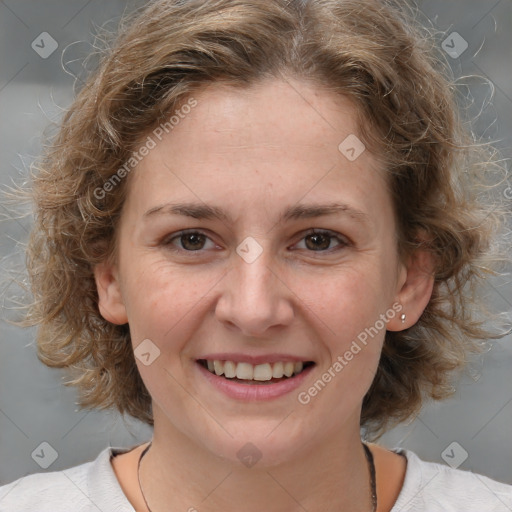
top-left (162, 228), bottom-right (350, 255)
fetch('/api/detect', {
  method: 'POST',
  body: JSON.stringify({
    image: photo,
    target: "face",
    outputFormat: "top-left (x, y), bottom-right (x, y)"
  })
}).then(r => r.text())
top-left (95, 78), bottom-right (428, 466)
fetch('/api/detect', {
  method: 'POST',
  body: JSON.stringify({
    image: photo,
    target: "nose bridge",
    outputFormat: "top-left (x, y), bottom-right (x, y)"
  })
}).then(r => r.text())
top-left (215, 246), bottom-right (293, 335)
top-left (236, 254), bottom-right (274, 302)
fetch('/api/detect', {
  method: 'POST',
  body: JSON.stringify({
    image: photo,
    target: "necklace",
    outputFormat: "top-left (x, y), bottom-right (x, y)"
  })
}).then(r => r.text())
top-left (363, 442), bottom-right (378, 512)
top-left (138, 441), bottom-right (377, 512)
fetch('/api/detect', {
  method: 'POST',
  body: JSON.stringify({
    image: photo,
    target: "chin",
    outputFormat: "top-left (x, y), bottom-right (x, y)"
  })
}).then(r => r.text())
top-left (199, 420), bottom-right (313, 469)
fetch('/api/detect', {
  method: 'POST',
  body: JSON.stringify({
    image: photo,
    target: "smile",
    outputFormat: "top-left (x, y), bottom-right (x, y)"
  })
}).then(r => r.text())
top-left (197, 359), bottom-right (315, 384)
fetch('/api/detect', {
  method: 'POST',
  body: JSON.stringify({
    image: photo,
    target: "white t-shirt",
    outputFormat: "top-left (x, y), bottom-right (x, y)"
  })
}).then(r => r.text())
top-left (0, 445), bottom-right (511, 511)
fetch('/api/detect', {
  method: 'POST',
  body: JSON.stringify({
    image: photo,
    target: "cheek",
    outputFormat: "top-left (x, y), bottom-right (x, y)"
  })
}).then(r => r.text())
top-left (305, 268), bottom-right (391, 405)
top-left (308, 266), bottom-right (390, 339)
top-left (120, 256), bottom-right (216, 344)
top-left (298, 274), bottom-right (388, 416)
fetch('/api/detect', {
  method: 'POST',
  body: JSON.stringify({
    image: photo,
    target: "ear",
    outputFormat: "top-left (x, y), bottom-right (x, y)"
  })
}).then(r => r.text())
top-left (387, 248), bottom-right (435, 331)
top-left (93, 261), bottom-right (128, 325)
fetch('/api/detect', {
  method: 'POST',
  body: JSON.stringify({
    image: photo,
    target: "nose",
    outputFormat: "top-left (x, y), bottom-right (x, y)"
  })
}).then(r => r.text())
top-left (214, 249), bottom-right (295, 338)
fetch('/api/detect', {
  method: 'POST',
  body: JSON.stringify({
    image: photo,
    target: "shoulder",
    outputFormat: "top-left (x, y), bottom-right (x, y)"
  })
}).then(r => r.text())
top-left (391, 447), bottom-right (512, 512)
top-left (0, 446), bottom-right (135, 512)
top-left (0, 459), bottom-right (93, 512)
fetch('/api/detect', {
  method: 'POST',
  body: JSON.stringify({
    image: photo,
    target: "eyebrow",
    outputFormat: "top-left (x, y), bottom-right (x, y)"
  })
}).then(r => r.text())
top-left (143, 201), bottom-right (370, 225)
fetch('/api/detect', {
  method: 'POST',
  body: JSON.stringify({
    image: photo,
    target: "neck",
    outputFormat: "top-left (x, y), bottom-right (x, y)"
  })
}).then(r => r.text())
top-left (139, 406), bottom-right (373, 512)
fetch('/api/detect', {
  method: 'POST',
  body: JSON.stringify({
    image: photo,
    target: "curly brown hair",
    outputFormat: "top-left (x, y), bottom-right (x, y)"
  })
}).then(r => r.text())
top-left (15, 0), bottom-right (509, 438)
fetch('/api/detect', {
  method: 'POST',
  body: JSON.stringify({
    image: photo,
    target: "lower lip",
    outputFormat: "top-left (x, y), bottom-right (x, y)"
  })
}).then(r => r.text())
top-left (196, 362), bottom-right (315, 401)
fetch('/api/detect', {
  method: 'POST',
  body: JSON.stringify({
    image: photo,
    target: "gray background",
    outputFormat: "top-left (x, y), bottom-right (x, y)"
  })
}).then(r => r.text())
top-left (0, 0), bottom-right (511, 490)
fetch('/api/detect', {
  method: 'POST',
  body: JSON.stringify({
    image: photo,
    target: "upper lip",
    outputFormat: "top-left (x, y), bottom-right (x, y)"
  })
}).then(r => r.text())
top-left (197, 353), bottom-right (315, 365)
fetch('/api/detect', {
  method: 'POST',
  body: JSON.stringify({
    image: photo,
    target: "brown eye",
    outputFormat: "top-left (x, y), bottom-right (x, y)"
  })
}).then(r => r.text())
top-left (304, 232), bottom-right (331, 251)
top-left (179, 232), bottom-right (207, 251)
top-left (163, 230), bottom-right (215, 252)
top-left (295, 229), bottom-right (349, 252)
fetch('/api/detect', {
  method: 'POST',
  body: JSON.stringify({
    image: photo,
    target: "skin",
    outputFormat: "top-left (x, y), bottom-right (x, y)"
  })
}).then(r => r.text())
top-left (95, 77), bottom-right (434, 512)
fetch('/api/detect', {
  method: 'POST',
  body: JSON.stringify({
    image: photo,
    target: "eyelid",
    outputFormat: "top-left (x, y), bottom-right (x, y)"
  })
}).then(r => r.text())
top-left (163, 228), bottom-right (351, 253)
top-left (163, 228), bottom-right (218, 249)
top-left (291, 228), bottom-right (351, 251)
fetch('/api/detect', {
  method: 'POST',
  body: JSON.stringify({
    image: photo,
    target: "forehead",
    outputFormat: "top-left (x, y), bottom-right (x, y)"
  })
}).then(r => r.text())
top-left (175, 78), bottom-right (364, 157)
top-left (124, 77), bottom-right (390, 225)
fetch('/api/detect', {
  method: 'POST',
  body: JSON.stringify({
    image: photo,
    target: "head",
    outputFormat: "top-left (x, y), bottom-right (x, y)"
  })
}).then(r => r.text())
top-left (25, 0), bottom-right (503, 462)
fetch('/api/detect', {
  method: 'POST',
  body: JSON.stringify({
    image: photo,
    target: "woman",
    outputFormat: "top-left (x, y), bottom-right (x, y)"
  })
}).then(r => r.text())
top-left (1, 0), bottom-right (511, 510)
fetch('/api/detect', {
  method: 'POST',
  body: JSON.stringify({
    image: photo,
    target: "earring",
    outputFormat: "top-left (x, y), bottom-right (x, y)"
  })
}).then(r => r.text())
top-left (400, 313), bottom-right (406, 324)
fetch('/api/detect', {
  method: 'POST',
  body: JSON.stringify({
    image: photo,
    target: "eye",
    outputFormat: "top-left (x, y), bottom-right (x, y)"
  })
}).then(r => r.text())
top-left (163, 230), bottom-right (217, 252)
top-left (294, 229), bottom-right (349, 252)
top-left (161, 228), bottom-right (350, 255)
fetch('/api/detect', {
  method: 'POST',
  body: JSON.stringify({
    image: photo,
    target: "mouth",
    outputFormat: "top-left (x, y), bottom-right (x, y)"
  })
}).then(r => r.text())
top-left (197, 359), bottom-right (316, 385)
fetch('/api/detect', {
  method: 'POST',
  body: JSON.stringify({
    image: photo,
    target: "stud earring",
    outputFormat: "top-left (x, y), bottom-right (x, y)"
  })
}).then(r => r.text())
top-left (400, 313), bottom-right (406, 324)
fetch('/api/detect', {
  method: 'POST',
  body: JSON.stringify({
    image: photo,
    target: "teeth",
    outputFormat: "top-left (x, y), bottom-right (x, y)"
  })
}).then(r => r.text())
top-left (213, 360), bottom-right (223, 376)
top-left (224, 360), bottom-right (237, 378)
top-left (272, 361), bottom-right (284, 378)
top-left (203, 359), bottom-right (308, 381)
top-left (253, 363), bottom-right (272, 381)
top-left (283, 362), bottom-right (294, 377)
top-left (236, 362), bottom-right (253, 380)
